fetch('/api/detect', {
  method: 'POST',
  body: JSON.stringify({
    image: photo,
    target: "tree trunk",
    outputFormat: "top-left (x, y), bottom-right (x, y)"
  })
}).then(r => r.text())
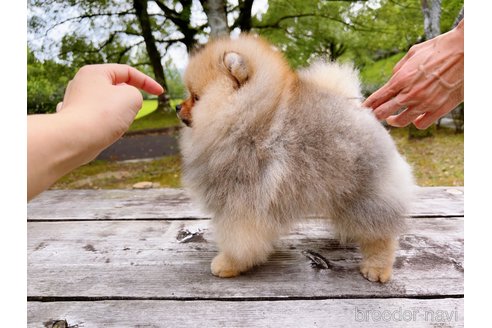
top-left (154, 0), bottom-right (198, 52)
top-left (236, 0), bottom-right (254, 32)
top-left (410, 0), bottom-right (442, 139)
top-left (201, 0), bottom-right (229, 38)
top-left (421, 0), bottom-right (442, 39)
top-left (179, 0), bottom-right (199, 52)
top-left (133, 0), bottom-right (169, 110)
top-left (451, 103), bottom-right (464, 134)
top-left (453, 6), bottom-right (464, 28)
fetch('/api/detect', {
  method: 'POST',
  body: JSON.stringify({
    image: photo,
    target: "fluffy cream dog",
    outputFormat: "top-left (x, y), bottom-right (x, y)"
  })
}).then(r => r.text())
top-left (177, 35), bottom-right (414, 283)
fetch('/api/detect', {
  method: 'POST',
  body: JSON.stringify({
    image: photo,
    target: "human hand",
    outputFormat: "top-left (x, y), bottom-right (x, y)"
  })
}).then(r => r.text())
top-left (56, 64), bottom-right (164, 151)
top-left (363, 20), bottom-right (464, 129)
top-left (27, 64), bottom-right (164, 200)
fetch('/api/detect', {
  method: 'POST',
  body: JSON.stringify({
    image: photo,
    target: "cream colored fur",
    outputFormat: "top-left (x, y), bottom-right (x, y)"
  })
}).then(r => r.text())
top-left (178, 35), bottom-right (415, 283)
top-left (298, 61), bottom-right (363, 103)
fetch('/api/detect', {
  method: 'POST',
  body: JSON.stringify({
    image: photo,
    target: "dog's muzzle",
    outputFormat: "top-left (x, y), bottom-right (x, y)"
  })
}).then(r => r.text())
top-left (175, 104), bottom-right (191, 127)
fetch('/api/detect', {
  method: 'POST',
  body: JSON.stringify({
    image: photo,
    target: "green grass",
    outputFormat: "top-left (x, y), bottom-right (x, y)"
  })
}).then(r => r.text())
top-left (360, 53), bottom-right (406, 92)
top-left (128, 99), bottom-right (181, 132)
top-left (51, 126), bottom-right (463, 190)
top-left (389, 127), bottom-right (464, 186)
top-left (134, 99), bottom-right (160, 119)
top-left (53, 155), bottom-right (182, 189)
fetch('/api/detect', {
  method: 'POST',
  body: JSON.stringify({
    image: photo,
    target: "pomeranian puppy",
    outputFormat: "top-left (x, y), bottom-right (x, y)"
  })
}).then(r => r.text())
top-left (177, 35), bottom-right (414, 283)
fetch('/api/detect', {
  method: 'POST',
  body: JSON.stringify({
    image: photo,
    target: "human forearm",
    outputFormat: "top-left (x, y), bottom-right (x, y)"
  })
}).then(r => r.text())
top-left (27, 64), bottom-right (164, 201)
top-left (27, 112), bottom-right (101, 200)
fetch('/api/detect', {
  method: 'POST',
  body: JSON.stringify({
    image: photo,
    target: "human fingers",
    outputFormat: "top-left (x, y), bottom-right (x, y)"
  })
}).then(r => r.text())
top-left (363, 67), bottom-right (414, 110)
top-left (102, 64), bottom-right (164, 95)
top-left (115, 83), bottom-right (145, 112)
top-left (367, 39), bottom-right (438, 110)
top-left (56, 102), bottom-right (63, 112)
top-left (61, 80), bottom-right (73, 105)
top-left (385, 107), bottom-right (423, 128)
top-left (371, 93), bottom-right (410, 121)
top-left (411, 110), bottom-right (442, 129)
top-left (412, 100), bottom-right (460, 130)
top-left (101, 84), bottom-right (145, 136)
top-left (363, 81), bottom-right (400, 111)
top-left (74, 64), bottom-right (164, 96)
top-left (392, 51), bottom-right (413, 76)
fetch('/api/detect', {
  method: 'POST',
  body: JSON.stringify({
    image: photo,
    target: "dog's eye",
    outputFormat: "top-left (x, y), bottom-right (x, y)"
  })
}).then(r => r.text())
top-left (193, 94), bottom-right (200, 102)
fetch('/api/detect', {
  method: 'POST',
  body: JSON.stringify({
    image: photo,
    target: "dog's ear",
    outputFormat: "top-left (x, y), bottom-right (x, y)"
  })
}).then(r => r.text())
top-left (223, 52), bottom-right (249, 87)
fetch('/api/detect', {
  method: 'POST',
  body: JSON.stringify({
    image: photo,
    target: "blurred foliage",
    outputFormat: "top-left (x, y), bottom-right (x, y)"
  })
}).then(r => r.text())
top-left (27, 49), bottom-right (75, 114)
top-left (163, 60), bottom-right (186, 100)
top-left (59, 34), bottom-right (136, 67)
top-left (255, 0), bottom-right (354, 67)
top-left (256, 0), bottom-right (463, 94)
top-left (359, 52), bottom-right (405, 94)
top-left (128, 99), bottom-right (181, 131)
top-left (27, 45), bottom-right (186, 114)
top-left (28, 0), bottom-right (464, 112)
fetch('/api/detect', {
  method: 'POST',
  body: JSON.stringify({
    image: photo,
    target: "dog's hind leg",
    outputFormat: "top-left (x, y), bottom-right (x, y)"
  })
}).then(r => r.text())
top-left (358, 236), bottom-right (397, 283)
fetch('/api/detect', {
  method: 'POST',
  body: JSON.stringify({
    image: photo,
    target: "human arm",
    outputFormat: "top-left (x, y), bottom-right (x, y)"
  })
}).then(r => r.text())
top-left (363, 19), bottom-right (464, 129)
top-left (27, 64), bottom-right (164, 201)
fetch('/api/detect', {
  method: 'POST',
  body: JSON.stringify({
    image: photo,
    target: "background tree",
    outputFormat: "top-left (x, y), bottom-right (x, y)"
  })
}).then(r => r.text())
top-left (163, 59), bottom-right (186, 100)
top-left (27, 48), bottom-right (75, 114)
top-left (201, 0), bottom-right (229, 37)
top-left (133, 0), bottom-right (168, 109)
top-left (254, 1), bottom-right (378, 67)
top-left (422, 0), bottom-right (442, 39)
top-left (28, 0), bottom-right (464, 128)
top-left (29, 0), bottom-right (207, 110)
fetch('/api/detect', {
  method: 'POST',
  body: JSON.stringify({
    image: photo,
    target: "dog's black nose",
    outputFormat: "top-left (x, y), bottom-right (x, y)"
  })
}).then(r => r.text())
top-left (175, 104), bottom-right (182, 112)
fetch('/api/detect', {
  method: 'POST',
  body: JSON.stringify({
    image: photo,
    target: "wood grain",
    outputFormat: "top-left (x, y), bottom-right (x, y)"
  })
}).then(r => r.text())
top-left (28, 298), bottom-right (463, 328)
top-left (28, 217), bottom-right (463, 299)
top-left (27, 187), bottom-right (464, 327)
top-left (27, 186), bottom-right (463, 221)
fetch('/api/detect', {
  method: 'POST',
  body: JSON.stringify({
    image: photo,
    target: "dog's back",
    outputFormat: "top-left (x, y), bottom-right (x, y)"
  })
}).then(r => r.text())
top-left (265, 64), bottom-right (415, 240)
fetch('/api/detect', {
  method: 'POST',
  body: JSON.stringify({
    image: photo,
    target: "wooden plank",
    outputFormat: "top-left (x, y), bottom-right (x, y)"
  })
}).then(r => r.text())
top-left (27, 298), bottom-right (463, 328)
top-left (27, 187), bottom-right (463, 221)
top-left (28, 217), bottom-right (463, 299)
top-left (410, 186), bottom-right (464, 217)
top-left (27, 188), bottom-right (203, 221)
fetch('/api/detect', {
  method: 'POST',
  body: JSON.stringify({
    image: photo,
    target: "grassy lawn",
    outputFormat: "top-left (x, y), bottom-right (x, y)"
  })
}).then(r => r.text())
top-left (129, 99), bottom-right (181, 132)
top-left (52, 125), bottom-right (463, 190)
top-left (389, 127), bottom-right (464, 186)
top-left (360, 52), bottom-right (405, 94)
top-left (134, 99), bottom-right (160, 119)
top-left (53, 155), bottom-right (182, 189)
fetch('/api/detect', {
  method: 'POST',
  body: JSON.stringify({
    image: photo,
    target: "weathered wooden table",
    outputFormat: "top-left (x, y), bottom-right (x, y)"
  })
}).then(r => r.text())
top-left (27, 187), bottom-right (464, 327)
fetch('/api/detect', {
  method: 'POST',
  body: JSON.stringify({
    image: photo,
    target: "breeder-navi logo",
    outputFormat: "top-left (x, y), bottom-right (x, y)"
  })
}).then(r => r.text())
top-left (354, 306), bottom-right (459, 323)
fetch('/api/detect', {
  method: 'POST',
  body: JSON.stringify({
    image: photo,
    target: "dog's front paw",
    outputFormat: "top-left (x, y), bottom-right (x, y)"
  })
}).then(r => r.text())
top-left (360, 262), bottom-right (392, 283)
top-left (211, 253), bottom-right (241, 278)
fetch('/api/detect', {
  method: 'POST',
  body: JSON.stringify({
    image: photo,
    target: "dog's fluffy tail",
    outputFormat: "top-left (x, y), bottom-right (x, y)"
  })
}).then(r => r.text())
top-left (299, 61), bottom-right (362, 101)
